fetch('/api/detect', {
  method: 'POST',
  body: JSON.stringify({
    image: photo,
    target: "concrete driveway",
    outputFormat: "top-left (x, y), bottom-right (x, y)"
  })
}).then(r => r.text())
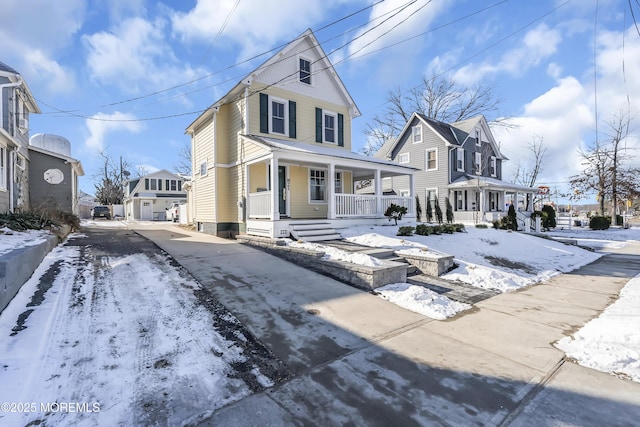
top-left (133, 223), bottom-right (640, 426)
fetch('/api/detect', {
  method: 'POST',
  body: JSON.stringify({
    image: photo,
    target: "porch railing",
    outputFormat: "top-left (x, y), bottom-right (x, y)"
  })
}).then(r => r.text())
top-left (248, 191), bottom-right (271, 218)
top-left (335, 194), bottom-right (377, 217)
top-left (335, 194), bottom-right (414, 218)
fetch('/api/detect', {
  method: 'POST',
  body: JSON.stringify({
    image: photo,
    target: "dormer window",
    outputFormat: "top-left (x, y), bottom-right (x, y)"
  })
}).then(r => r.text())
top-left (299, 58), bottom-right (311, 85)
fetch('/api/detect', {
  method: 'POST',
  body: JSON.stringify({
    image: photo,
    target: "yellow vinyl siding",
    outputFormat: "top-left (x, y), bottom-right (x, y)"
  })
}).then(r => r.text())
top-left (248, 83), bottom-right (352, 151)
top-left (215, 167), bottom-right (241, 222)
top-left (243, 139), bottom-right (269, 160)
top-left (249, 163), bottom-right (267, 192)
top-left (215, 106), bottom-right (229, 164)
top-left (340, 171), bottom-right (353, 194)
top-left (226, 100), bottom-right (245, 164)
top-left (289, 165), bottom-right (326, 219)
top-left (192, 118), bottom-right (216, 222)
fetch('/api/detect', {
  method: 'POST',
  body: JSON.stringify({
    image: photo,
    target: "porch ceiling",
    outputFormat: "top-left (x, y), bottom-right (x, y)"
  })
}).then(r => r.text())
top-left (449, 175), bottom-right (536, 193)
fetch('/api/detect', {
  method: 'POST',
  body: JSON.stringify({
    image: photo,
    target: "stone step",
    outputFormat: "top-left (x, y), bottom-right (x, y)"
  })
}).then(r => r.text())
top-left (291, 223), bottom-right (332, 231)
top-left (295, 228), bottom-right (339, 237)
top-left (297, 233), bottom-right (343, 242)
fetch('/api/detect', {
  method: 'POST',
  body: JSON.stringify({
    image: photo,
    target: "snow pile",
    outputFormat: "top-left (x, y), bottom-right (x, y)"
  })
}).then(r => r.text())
top-left (375, 283), bottom-right (471, 320)
top-left (556, 274), bottom-right (640, 382)
top-left (287, 240), bottom-right (384, 267)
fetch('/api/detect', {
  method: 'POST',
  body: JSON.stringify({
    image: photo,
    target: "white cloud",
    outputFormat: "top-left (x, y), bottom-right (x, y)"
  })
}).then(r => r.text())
top-left (83, 17), bottom-right (198, 92)
top-left (85, 112), bottom-right (143, 152)
top-left (453, 23), bottom-right (562, 85)
top-left (171, 0), bottom-right (344, 59)
top-left (21, 50), bottom-right (76, 94)
top-left (346, 0), bottom-right (449, 61)
top-left (0, 0), bottom-right (84, 94)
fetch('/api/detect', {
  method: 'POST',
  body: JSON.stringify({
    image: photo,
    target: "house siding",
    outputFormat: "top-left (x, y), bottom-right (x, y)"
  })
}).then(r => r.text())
top-left (390, 117), bottom-right (449, 212)
top-left (289, 165), bottom-right (326, 219)
top-left (28, 150), bottom-right (73, 212)
top-left (248, 83), bottom-right (352, 151)
top-left (192, 120), bottom-right (216, 223)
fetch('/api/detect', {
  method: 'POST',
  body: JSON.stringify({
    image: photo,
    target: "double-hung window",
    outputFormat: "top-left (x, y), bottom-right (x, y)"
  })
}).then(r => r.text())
top-left (426, 148), bottom-right (437, 171)
top-left (456, 148), bottom-right (464, 171)
top-left (412, 125), bottom-right (422, 143)
top-left (334, 172), bottom-right (342, 193)
top-left (475, 128), bottom-right (481, 146)
top-left (271, 99), bottom-right (286, 134)
top-left (474, 152), bottom-right (482, 175)
top-left (490, 156), bottom-right (497, 177)
top-left (299, 58), bottom-right (311, 84)
top-left (200, 161), bottom-right (207, 176)
top-left (324, 113), bottom-right (336, 143)
top-left (309, 169), bottom-right (326, 202)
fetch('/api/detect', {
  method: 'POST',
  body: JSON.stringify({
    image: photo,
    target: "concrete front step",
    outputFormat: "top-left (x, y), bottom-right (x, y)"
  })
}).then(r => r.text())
top-left (290, 222), bottom-right (341, 242)
top-left (407, 275), bottom-right (499, 305)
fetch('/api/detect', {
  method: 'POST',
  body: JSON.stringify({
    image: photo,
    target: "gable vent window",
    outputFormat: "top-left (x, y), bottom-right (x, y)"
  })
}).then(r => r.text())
top-left (299, 58), bottom-right (311, 85)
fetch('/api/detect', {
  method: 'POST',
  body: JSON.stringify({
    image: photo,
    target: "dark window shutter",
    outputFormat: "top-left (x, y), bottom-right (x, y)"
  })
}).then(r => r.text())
top-left (289, 101), bottom-right (296, 138)
top-left (259, 93), bottom-right (268, 133)
top-left (337, 113), bottom-right (344, 147)
top-left (315, 108), bottom-right (322, 143)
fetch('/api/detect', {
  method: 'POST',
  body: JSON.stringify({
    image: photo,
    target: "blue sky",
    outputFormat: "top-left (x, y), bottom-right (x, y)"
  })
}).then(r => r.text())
top-left (2, 0), bottom-right (639, 202)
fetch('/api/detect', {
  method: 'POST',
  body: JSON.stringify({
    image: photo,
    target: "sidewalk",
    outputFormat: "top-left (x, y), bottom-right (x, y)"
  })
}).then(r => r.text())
top-left (133, 223), bottom-right (640, 426)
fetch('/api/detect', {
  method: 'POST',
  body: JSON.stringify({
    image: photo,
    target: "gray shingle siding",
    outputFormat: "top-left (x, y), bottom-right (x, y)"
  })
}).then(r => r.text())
top-left (29, 150), bottom-right (74, 212)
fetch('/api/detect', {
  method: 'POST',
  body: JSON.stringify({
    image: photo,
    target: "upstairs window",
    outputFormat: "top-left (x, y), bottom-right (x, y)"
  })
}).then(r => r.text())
top-left (474, 152), bottom-right (482, 175)
top-left (324, 112), bottom-right (336, 143)
top-left (490, 156), bottom-right (497, 177)
top-left (271, 99), bottom-right (286, 134)
top-left (475, 128), bottom-right (481, 146)
top-left (412, 125), bottom-right (422, 143)
top-left (456, 148), bottom-right (464, 171)
top-left (426, 148), bottom-right (437, 171)
top-left (299, 58), bottom-right (311, 85)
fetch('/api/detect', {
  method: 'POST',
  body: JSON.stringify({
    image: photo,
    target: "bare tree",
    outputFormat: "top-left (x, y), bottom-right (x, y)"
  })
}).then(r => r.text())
top-left (94, 152), bottom-right (132, 205)
top-left (512, 135), bottom-right (548, 210)
top-left (570, 108), bottom-right (640, 219)
top-left (173, 142), bottom-right (192, 176)
top-left (362, 72), bottom-right (505, 155)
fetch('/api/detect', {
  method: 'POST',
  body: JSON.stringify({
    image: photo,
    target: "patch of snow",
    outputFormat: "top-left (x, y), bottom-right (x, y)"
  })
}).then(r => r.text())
top-left (287, 240), bottom-right (384, 267)
top-left (0, 229), bottom-right (51, 256)
top-left (81, 219), bottom-right (129, 228)
top-left (375, 283), bottom-right (471, 320)
top-left (556, 274), bottom-right (640, 382)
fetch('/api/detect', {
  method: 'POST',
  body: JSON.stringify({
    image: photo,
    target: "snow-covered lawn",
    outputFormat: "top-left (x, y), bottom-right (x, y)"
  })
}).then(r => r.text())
top-left (556, 274), bottom-right (640, 382)
top-left (545, 226), bottom-right (640, 250)
top-left (288, 224), bottom-right (610, 320)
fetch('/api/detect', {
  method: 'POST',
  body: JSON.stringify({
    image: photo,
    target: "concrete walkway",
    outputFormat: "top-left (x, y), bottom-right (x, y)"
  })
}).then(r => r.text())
top-left (132, 223), bottom-right (640, 426)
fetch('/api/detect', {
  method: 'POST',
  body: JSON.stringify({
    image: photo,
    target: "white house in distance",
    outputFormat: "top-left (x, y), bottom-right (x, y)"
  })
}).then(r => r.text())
top-left (123, 170), bottom-right (187, 220)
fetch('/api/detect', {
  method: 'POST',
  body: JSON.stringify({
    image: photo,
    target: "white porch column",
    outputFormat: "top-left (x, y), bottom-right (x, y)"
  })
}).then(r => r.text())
top-left (270, 156), bottom-right (278, 221)
top-left (374, 169), bottom-right (382, 216)
top-left (502, 190), bottom-right (507, 211)
top-left (328, 163), bottom-right (336, 219)
top-left (479, 190), bottom-right (485, 220)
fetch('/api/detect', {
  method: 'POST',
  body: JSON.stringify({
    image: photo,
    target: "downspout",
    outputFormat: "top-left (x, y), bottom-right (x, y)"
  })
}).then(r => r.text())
top-left (0, 76), bottom-right (24, 133)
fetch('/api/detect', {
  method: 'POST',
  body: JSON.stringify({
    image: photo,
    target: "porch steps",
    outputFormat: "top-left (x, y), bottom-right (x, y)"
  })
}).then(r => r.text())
top-left (290, 223), bottom-right (342, 242)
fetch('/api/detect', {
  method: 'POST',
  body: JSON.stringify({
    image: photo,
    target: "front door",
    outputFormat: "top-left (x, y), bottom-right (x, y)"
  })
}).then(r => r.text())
top-left (278, 166), bottom-right (287, 217)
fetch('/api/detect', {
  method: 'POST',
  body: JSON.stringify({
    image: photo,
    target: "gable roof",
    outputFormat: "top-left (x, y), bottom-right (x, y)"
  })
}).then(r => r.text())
top-left (0, 61), bottom-right (19, 74)
top-left (375, 113), bottom-right (507, 160)
top-left (186, 29), bottom-right (359, 133)
top-left (0, 60), bottom-right (41, 114)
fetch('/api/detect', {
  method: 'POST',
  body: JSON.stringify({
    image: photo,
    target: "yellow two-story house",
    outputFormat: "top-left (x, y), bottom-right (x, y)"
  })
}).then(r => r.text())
top-left (186, 30), bottom-right (417, 239)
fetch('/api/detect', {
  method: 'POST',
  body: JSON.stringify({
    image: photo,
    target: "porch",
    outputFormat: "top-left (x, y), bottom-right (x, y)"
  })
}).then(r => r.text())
top-left (448, 176), bottom-right (536, 225)
top-left (242, 135), bottom-right (417, 238)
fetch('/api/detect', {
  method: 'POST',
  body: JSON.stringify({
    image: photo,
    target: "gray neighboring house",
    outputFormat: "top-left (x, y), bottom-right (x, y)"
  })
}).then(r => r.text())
top-left (375, 113), bottom-right (535, 224)
top-left (28, 133), bottom-right (84, 215)
top-left (0, 61), bottom-right (41, 212)
top-left (123, 170), bottom-right (187, 220)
